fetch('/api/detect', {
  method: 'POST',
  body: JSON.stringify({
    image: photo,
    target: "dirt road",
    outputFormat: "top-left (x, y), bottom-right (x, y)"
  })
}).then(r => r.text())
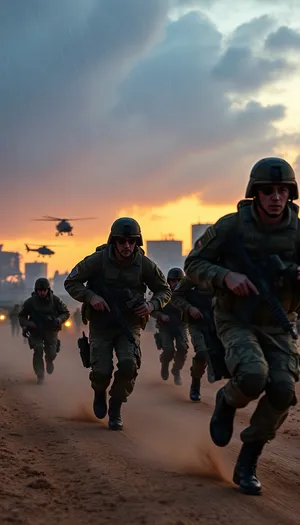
top-left (1, 326), bottom-right (300, 525)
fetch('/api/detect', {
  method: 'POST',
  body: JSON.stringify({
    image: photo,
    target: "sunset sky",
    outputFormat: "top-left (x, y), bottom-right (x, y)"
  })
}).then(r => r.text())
top-left (1, 0), bottom-right (300, 276)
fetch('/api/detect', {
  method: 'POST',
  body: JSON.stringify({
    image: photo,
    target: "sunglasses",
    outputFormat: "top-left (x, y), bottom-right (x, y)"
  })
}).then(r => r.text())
top-left (115, 237), bottom-right (137, 245)
top-left (258, 185), bottom-right (288, 196)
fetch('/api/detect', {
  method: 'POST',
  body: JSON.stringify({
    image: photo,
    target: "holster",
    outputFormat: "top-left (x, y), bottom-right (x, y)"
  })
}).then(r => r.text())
top-left (77, 331), bottom-right (91, 368)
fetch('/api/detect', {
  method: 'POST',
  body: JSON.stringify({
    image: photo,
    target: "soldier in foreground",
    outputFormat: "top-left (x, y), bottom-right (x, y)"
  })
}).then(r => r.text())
top-left (152, 268), bottom-right (188, 385)
top-left (171, 276), bottom-right (213, 401)
top-left (19, 278), bottom-right (70, 384)
top-left (64, 218), bottom-right (171, 431)
top-left (185, 158), bottom-right (300, 495)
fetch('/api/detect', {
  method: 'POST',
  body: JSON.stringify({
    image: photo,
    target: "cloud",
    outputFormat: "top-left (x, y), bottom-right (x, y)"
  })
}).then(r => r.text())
top-left (265, 26), bottom-right (300, 52)
top-left (212, 46), bottom-right (295, 93)
top-left (1, 3), bottom-right (299, 241)
top-left (228, 15), bottom-right (275, 47)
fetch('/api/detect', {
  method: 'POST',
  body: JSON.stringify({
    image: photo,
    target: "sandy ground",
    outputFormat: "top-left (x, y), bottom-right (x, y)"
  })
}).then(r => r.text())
top-left (0, 324), bottom-right (300, 525)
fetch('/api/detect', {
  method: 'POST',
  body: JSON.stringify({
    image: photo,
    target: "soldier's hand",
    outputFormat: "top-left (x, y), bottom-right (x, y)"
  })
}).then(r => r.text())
top-left (188, 306), bottom-right (203, 319)
top-left (160, 314), bottom-right (170, 323)
top-left (133, 301), bottom-right (154, 317)
top-left (224, 271), bottom-right (259, 296)
top-left (89, 294), bottom-right (111, 312)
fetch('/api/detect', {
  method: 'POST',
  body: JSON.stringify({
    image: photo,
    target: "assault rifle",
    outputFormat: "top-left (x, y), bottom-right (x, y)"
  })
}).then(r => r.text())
top-left (87, 281), bottom-right (142, 368)
top-left (229, 235), bottom-right (298, 340)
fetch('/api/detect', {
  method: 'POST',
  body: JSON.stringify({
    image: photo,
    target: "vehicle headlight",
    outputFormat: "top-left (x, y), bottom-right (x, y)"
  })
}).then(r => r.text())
top-left (64, 320), bottom-right (72, 328)
top-left (0, 314), bottom-right (6, 321)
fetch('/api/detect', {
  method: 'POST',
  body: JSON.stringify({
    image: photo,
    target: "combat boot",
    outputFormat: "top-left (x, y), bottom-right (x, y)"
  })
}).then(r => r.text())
top-left (161, 362), bottom-right (169, 381)
top-left (37, 375), bottom-right (44, 385)
top-left (189, 377), bottom-right (201, 401)
top-left (233, 441), bottom-right (265, 495)
top-left (108, 399), bottom-right (123, 431)
top-left (210, 387), bottom-right (236, 447)
top-left (93, 390), bottom-right (107, 419)
top-left (171, 367), bottom-right (182, 386)
top-left (46, 360), bottom-right (54, 375)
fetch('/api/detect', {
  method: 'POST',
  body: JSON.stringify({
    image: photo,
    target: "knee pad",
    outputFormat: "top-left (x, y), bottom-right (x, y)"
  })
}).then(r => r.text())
top-left (89, 370), bottom-right (111, 387)
top-left (237, 372), bottom-right (267, 398)
top-left (266, 380), bottom-right (297, 411)
top-left (118, 359), bottom-right (137, 379)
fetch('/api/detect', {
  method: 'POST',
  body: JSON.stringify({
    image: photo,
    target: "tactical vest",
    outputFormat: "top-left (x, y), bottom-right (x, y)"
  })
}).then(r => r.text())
top-left (236, 199), bottom-right (299, 262)
top-left (87, 246), bottom-right (146, 299)
top-left (220, 200), bottom-right (299, 273)
top-left (217, 199), bottom-right (300, 321)
top-left (30, 292), bottom-right (59, 317)
top-left (86, 245), bottom-right (147, 327)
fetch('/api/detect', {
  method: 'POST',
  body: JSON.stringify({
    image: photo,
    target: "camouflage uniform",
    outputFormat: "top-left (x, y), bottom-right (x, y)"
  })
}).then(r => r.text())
top-left (184, 157), bottom-right (300, 495)
top-left (64, 218), bottom-right (171, 429)
top-left (171, 277), bottom-right (213, 400)
top-left (19, 280), bottom-right (70, 383)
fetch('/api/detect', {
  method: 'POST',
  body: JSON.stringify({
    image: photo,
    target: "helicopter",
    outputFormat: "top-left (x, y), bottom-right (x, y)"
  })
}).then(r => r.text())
top-left (25, 244), bottom-right (59, 257)
top-left (33, 216), bottom-right (95, 236)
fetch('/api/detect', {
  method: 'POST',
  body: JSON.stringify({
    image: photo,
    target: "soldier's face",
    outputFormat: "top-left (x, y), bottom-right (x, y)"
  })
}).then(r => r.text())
top-left (36, 289), bottom-right (48, 298)
top-left (115, 237), bottom-right (136, 258)
top-left (257, 184), bottom-right (289, 217)
top-left (169, 279), bottom-right (181, 291)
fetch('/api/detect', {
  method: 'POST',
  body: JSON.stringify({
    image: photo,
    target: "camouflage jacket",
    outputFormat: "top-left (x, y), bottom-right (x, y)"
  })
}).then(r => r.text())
top-left (184, 200), bottom-right (300, 325)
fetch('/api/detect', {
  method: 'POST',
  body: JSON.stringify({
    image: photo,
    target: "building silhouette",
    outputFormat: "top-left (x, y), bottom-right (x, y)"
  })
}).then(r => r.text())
top-left (146, 239), bottom-right (184, 277)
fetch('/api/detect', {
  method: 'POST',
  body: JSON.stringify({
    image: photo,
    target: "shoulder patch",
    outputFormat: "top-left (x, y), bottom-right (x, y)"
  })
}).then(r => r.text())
top-left (199, 226), bottom-right (216, 248)
top-left (69, 266), bottom-right (78, 278)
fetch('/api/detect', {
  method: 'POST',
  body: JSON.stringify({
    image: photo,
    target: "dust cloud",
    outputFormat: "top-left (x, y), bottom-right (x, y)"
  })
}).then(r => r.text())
top-left (1, 326), bottom-right (231, 483)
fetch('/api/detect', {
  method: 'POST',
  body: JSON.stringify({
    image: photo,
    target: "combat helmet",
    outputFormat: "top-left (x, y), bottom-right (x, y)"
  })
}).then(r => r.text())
top-left (245, 157), bottom-right (298, 200)
top-left (35, 278), bottom-right (50, 290)
top-left (167, 268), bottom-right (185, 281)
top-left (107, 217), bottom-right (143, 246)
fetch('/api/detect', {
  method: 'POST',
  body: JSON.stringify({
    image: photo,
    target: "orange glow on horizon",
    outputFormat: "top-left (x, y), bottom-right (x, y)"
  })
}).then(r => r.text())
top-left (2, 196), bottom-right (236, 277)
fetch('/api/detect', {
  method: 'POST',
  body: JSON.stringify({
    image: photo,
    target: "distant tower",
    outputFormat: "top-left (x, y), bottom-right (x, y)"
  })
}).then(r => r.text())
top-left (191, 223), bottom-right (211, 248)
top-left (25, 262), bottom-right (48, 289)
top-left (146, 239), bottom-right (183, 277)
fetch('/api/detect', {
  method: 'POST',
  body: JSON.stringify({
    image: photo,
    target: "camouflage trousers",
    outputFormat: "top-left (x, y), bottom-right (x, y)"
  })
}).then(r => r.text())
top-left (159, 325), bottom-right (188, 372)
top-left (215, 309), bottom-right (300, 443)
top-left (28, 332), bottom-right (58, 378)
top-left (188, 323), bottom-right (208, 380)
top-left (89, 322), bottom-right (141, 403)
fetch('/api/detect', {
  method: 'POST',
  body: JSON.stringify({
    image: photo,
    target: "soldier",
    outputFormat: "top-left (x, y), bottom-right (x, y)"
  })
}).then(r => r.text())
top-left (152, 268), bottom-right (188, 385)
top-left (19, 278), bottom-right (70, 384)
top-left (64, 218), bottom-right (171, 431)
top-left (9, 304), bottom-right (21, 336)
top-left (73, 307), bottom-right (81, 333)
top-left (171, 276), bottom-right (213, 401)
top-left (184, 157), bottom-right (300, 495)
